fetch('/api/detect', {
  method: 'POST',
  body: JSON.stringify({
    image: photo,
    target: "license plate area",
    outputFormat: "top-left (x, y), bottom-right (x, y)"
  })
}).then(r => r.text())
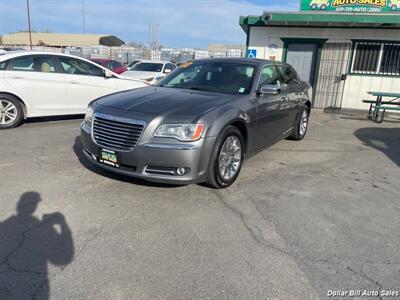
top-left (99, 149), bottom-right (119, 168)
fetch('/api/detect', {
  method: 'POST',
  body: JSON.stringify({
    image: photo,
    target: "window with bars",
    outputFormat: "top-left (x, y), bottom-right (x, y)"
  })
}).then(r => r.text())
top-left (351, 42), bottom-right (400, 76)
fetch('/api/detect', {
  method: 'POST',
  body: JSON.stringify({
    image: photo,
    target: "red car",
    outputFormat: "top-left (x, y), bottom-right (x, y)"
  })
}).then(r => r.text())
top-left (90, 58), bottom-right (127, 74)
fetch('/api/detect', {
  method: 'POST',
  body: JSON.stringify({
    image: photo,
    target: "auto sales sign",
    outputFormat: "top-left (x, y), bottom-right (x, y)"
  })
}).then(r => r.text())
top-left (300, 0), bottom-right (400, 12)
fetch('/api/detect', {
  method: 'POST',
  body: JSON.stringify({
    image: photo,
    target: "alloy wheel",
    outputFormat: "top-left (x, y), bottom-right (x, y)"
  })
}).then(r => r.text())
top-left (0, 100), bottom-right (18, 126)
top-left (299, 109), bottom-right (308, 136)
top-left (218, 135), bottom-right (242, 181)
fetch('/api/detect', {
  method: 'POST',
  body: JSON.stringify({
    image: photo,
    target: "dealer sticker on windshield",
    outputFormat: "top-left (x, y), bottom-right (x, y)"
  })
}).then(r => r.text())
top-left (100, 149), bottom-right (119, 168)
top-left (238, 87), bottom-right (245, 93)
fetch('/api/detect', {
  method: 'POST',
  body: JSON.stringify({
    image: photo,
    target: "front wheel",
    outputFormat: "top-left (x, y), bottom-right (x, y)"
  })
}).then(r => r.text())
top-left (290, 106), bottom-right (309, 140)
top-left (206, 126), bottom-right (244, 189)
top-left (0, 95), bottom-right (24, 129)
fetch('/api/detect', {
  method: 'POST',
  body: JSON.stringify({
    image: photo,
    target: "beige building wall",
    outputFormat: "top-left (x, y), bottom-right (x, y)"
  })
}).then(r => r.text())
top-left (248, 26), bottom-right (400, 110)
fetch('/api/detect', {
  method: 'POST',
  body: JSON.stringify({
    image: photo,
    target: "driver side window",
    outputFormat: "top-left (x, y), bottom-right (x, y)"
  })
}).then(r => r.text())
top-left (58, 57), bottom-right (104, 77)
top-left (277, 65), bottom-right (298, 85)
top-left (259, 65), bottom-right (281, 86)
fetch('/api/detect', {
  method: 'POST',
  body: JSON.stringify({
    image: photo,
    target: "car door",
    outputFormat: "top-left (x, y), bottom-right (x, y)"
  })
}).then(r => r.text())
top-left (253, 64), bottom-right (289, 149)
top-left (3, 55), bottom-right (67, 117)
top-left (57, 56), bottom-right (119, 114)
top-left (276, 64), bottom-right (302, 129)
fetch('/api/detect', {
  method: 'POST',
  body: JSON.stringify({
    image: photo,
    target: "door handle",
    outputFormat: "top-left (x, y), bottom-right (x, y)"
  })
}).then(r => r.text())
top-left (280, 97), bottom-right (288, 102)
top-left (298, 92), bottom-right (303, 96)
top-left (69, 81), bottom-right (80, 85)
top-left (11, 76), bottom-right (24, 79)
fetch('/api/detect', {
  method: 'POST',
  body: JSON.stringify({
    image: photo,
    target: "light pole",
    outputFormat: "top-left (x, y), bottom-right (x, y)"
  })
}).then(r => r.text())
top-left (26, 0), bottom-right (33, 49)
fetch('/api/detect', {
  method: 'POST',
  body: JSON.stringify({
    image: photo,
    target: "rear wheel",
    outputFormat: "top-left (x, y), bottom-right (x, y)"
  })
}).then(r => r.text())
top-left (0, 95), bottom-right (24, 129)
top-left (206, 126), bottom-right (244, 189)
top-left (290, 106), bottom-right (309, 140)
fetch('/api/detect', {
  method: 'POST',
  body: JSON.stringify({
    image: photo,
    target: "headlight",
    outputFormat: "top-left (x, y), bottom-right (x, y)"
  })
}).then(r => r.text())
top-left (154, 123), bottom-right (205, 141)
top-left (84, 106), bottom-right (94, 126)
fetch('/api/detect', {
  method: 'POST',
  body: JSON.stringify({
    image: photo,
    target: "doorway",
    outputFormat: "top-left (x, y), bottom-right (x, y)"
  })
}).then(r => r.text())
top-left (286, 43), bottom-right (319, 86)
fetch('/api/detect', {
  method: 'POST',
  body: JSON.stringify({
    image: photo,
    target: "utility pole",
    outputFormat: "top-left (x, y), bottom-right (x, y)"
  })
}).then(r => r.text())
top-left (26, 0), bottom-right (33, 49)
top-left (81, 0), bottom-right (86, 33)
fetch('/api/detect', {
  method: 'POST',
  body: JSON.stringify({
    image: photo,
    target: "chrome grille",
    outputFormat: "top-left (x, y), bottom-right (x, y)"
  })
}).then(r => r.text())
top-left (92, 115), bottom-right (144, 151)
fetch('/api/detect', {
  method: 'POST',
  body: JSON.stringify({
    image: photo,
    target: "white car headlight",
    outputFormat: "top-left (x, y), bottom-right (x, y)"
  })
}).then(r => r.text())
top-left (84, 106), bottom-right (94, 126)
top-left (154, 123), bottom-right (205, 141)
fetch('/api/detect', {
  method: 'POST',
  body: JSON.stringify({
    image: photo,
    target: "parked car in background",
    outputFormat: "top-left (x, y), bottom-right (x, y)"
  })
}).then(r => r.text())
top-left (122, 60), bottom-right (176, 84)
top-left (81, 58), bottom-right (311, 188)
top-left (0, 51), bottom-right (147, 129)
top-left (127, 59), bottom-right (142, 69)
top-left (91, 58), bottom-right (127, 74)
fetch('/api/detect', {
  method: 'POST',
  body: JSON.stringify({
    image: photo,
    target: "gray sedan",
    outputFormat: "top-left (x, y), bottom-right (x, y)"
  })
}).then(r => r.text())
top-left (80, 58), bottom-right (311, 188)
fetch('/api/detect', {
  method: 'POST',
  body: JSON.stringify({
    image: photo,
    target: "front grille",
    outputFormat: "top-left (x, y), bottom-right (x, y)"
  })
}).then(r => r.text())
top-left (92, 115), bottom-right (144, 151)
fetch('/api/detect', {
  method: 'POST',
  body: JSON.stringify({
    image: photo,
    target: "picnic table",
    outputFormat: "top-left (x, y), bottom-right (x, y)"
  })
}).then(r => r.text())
top-left (362, 91), bottom-right (400, 123)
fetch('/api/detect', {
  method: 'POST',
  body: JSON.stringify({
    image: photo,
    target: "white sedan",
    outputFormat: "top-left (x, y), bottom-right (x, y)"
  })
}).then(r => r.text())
top-left (0, 51), bottom-right (147, 129)
top-left (122, 60), bottom-right (176, 85)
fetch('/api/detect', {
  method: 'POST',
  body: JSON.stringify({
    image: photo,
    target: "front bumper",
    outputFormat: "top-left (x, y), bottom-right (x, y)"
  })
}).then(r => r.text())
top-left (80, 122), bottom-right (216, 184)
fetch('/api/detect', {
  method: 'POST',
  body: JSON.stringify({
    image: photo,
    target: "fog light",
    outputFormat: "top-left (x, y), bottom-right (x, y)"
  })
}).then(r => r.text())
top-left (176, 168), bottom-right (186, 176)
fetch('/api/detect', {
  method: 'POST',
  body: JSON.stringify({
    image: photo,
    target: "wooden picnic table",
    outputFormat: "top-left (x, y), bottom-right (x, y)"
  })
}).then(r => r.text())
top-left (363, 91), bottom-right (400, 123)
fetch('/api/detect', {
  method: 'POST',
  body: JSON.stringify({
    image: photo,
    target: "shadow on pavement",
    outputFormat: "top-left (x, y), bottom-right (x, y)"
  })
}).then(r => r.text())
top-left (72, 136), bottom-right (182, 188)
top-left (0, 192), bottom-right (74, 299)
top-left (24, 114), bottom-right (84, 124)
top-left (355, 127), bottom-right (400, 167)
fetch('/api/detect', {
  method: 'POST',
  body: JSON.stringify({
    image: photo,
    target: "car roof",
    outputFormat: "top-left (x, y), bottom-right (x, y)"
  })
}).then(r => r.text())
top-left (137, 60), bottom-right (172, 64)
top-left (191, 57), bottom-right (275, 65)
top-left (0, 50), bottom-right (92, 62)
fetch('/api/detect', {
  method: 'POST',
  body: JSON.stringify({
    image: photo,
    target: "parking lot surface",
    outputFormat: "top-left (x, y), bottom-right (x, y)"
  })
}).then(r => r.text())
top-left (0, 111), bottom-right (399, 299)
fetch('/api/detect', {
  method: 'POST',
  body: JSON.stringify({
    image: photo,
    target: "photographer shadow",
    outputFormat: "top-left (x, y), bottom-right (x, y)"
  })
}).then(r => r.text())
top-left (0, 192), bottom-right (74, 299)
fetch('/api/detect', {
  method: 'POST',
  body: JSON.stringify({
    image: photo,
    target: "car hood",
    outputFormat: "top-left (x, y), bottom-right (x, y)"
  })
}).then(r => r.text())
top-left (95, 87), bottom-right (236, 118)
top-left (122, 71), bottom-right (160, 80)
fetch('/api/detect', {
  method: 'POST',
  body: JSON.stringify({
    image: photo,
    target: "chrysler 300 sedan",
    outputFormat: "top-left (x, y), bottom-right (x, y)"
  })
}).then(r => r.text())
top-left (81, 58), bottom-right (311, 188)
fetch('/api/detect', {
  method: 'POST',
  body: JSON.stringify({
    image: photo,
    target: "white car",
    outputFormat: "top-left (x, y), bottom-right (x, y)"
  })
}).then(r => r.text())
top-left (0, 51), bottom-right (147, 129)
top-left (122, 60), bottom-right (176, 84)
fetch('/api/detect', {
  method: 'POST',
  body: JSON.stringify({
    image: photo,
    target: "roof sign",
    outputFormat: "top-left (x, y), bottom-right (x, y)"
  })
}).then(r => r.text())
top-left (300, 0), bottom-right (400, 12)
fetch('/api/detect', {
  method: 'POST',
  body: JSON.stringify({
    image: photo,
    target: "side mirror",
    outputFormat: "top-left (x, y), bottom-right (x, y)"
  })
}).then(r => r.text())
top-left (104, 70), bottom-right (113, 78)
top-left (164, 68), bottom-right (172, 74)
top-left (259, 81), bottom-right (281, 95)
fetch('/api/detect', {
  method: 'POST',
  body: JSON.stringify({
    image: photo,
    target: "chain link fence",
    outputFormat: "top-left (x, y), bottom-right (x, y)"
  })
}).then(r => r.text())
top-left (7, 45), bottom-right (245, 65)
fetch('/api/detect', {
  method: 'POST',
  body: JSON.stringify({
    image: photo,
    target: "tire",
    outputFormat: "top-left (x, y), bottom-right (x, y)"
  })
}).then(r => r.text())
top-left (321, 4), bottom-right (327, 9)
top-left (311, 3), bottom-right (317, 9)
top-left (391, 4), bottom-right (397, 10)
top-left (206, 126), bottom-right (245, 189)
top-left (290, 106), bottom-right (309, 141)
top-left (0, 94), bottom-right (24, 129)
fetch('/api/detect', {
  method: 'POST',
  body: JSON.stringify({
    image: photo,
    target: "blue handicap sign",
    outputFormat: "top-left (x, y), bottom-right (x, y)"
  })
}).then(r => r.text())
top-left (247, 49), bottom-right (257, 58)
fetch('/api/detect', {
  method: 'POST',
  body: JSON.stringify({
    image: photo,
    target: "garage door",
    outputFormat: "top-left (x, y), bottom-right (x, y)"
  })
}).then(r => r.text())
top-left (313, 43), bottom-right (351, 108)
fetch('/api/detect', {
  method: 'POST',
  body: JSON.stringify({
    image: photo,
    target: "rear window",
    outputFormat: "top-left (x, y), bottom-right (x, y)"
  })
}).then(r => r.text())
top-left (132, 62), bottom-right (163, 72)
top-left (8, 56), bottom-right (56, 73)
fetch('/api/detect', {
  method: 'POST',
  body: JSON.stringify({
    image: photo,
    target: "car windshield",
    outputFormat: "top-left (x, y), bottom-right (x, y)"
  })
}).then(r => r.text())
top-left (157, 61), bottom-right (256, 95)
top-left (132, 62), bottom-right (163, 72)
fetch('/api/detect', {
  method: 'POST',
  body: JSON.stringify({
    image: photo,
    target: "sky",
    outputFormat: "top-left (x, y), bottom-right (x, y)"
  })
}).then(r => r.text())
top-left (0, 0), bottom-right (298, 48)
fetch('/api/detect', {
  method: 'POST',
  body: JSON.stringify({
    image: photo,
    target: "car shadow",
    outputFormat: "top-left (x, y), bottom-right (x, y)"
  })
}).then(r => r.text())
top-left (354, 127), bottom-right (400, 167)
top-left (72, 136), bottom-right (182, 188)
top-left (0, 192), bottom-right (74, 299)
top-left (24, 114), bottom-right (84, 125)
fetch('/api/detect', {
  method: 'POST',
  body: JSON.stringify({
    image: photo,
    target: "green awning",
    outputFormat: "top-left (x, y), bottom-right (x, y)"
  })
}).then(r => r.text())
top-left (240, 12), bottom-right (400, 33)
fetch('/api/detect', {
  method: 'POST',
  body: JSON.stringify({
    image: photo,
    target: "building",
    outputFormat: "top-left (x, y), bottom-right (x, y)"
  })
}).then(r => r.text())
top-left (208, 44), bottom-right (246, 58)
top-left (1, 32), bottom-right (125, 47)
top-left (240, 11), bottom-right (400, 110)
